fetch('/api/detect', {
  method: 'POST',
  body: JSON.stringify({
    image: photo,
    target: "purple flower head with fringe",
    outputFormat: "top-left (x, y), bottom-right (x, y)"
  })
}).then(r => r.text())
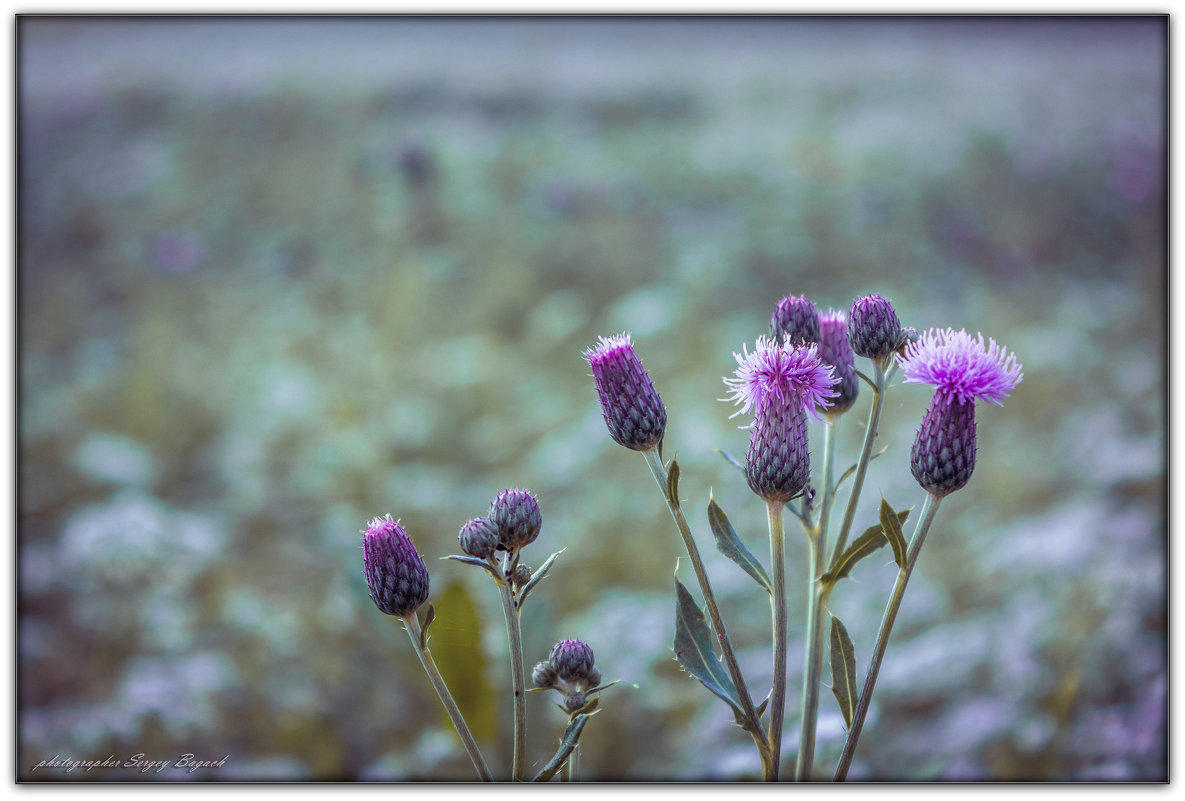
top-left (723, 335), bottom-right (838, 424)
top-left (585, 332), bottom-right (667, 452)
top-left (897, 328), bottom-right (1023, 407)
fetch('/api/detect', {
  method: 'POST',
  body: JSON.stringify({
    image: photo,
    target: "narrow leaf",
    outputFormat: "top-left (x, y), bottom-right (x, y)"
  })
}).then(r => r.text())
top-left (829, 614), bottom-right (858, 729)
top-left (835, 445), bottom-right (889, 492)
top-left (532, 713), bottom-right (593, 782)
top-left (856, 369), bottom-right (876, 391)
top-left (517, 548), bottom-right (565, 608)
top-left (707, 494), bottom-right (773, 595)
top-left (879, 497), bottom-right (907, 570)
top-left (442, 554), bottom-right (499, 579)
top-left (821, 508), bottom-right (912, 585)
top-left (717, 448), bottom-right (745, 473)
top-left (673, 578), bottom-right (743, 716)
top-left (586, 679), bottom-right (619, 698)
top-left (418, 603), bottom-right (436, 651)
top-left (667, 459), bottom-right (681, 507)
top-left (568, 694), bottom-right (600, 719)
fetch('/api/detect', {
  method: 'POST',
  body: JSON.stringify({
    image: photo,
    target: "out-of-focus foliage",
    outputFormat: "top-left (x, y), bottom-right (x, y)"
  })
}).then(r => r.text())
top-left (18, 17), bottom-right (1164, 781)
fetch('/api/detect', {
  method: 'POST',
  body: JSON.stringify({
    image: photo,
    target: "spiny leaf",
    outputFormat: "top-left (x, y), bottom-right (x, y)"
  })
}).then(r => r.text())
top-left (829, 614), bottom-right (858, 730)
top-left (707, 493), bottom-right (773, 595)
top-left (879, 497), bottom-right (908, 570)
top-left (418, 603), bottom-right (436, 651)
top-left (667, 459), bottom-right (681, 507)
top-left (673, 577), bottom-right (744, 717)
top-left (517, 548), bottom-right (565, 608)
top-left (821, 508), bottom-right (912, 586)
top-left (442, 554), bottom-right (499, 579)
top-left (532, 712), bottom-right (594, 782)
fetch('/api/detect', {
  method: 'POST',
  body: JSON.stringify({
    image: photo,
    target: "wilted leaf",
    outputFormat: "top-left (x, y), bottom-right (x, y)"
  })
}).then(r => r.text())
top-left (673, 578), bottom-right (744, 717)
top-left (517, 548), bottom-right (565, 607)
top-left (533, 713), bottom-right (594, 782)
top-left (829, 614), bottom-right (858, 729)
top-left (707, 493), bottom-right (773, 595)
top-left (879, 498), bottom-right (908, 569)
top-left (667, 459), bottom-right (681, 507)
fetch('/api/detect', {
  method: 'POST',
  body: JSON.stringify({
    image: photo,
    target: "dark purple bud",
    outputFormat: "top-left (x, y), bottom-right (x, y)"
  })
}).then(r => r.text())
top-left (849, 294), bottom-right (904, 361)
top-left (458, 516), bottom-right (499, 559)
top-left (910, 393), bottom-right (978, 497)
top-left (745, 400), bottom-right (811, 504)
top-left (771, 294), bottom-right (821, 346)
top-left (549, 638), bottom-right (596, 682)
top-left (816, 310), bottom-right (859, 415)
top-left (532, 660), bottom-right (558, 689)
top-left (362, 515), bottom-right (430, 618)
top-left (585, 666), bottom-right (603, 688)
top-left (585, 333), bottom-right (667, 452)
top-left (490, 489), bottom-right (542, 551)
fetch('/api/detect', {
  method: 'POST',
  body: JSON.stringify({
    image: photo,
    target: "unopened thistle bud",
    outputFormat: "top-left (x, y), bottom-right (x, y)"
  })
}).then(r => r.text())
top-left (771, 294), bottom-right (821, 345)
top-left (849, 294), bottom-right (905, 361)
top-left (550, 638), bottom-right (596, 682)
top-left (562, 691), bottom-right (588, 714)
top-left (533, 660), bottom-right (558, 689)
top-left (512, 564), bottom-right (533, 587)
top-left (723, 336), bottom-right (837, 504)
top-left (490, 488), bottom-right (542, 551)
top-left (585, 333), bottom-right (667, 452)
top-left (362, 515), bottom-right (430, 619)
top-left (898, 328), bottom-right (1023, 497)
top-left (816, 310), bottom-right (859, 415)
top-left (458, 516), bottom-right (499, 559)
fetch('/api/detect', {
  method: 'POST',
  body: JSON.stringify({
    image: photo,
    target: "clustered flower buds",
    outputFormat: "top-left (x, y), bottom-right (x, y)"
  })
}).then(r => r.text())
top-left (490, 489), bottom-right (542, 552)
top-left (362, 515), bottom-right (430, 619)
top-left (534, 638), bottom-right (602, 714)
top-left (771, 293), bottom-right (821, 346)
top-left (849, 293), bottom-right (906, 362)
top-left (585, 333), bottom-right (667, 452)
top-left (458, 516), bottom-right (500, 559)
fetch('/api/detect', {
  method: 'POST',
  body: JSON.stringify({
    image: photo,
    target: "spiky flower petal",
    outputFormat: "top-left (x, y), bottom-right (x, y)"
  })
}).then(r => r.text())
top-left (362, 515), bottom-right (430, 618)
top-left (771, 294), bottom-right (821, 346)
top-left (490, 489), bottom-right (542, 551)
top-left (897, 328), bottom-right (1024, 407)
top-left (849, 294), bottom-right (905, 361)
top-left (585, 333), bottom-right (668, 452)
top-left (722, 336), bottom-right (837, 424)
top-left (816, 309), bottom-right (859, 415)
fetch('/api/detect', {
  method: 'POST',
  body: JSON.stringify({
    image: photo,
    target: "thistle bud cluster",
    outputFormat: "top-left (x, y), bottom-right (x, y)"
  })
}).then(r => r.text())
top-left (533, 638), bottom-right (603, 714)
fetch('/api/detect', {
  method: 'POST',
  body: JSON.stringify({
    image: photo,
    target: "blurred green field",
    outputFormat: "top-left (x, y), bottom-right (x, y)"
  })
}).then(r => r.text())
top-left (18, 17), bottom-right (1165, 781)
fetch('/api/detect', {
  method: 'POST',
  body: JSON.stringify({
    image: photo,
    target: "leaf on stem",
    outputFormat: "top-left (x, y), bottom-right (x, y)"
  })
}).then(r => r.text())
top-left (442, 554), bottom-right (499, 579)
top-left (418, 603), bottom-right (436, 651)
top-left (821, 507), bottom-right (912, 586)
top-left (672, 577), bottom-right (745, 718)
top-left (879, 498), bottom-right (908, 570)
top-left (667, 459), bottom-right (681, 507)
top-left (533, 712), bottom-right (595, 782)
top-left (828, 614), bottom-right (858, 729)
top-left (717, 448), bottom-right (746, 473)
top-left (707, 493), bottom-right (773, 595)
top-left (586, 679), bottom-right (620, 698)
top-left (517, 548), bottom-right (565, 608)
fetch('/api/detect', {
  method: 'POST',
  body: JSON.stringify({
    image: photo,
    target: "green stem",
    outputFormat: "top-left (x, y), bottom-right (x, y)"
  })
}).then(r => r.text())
top-left (829, 361), bottom-right (889, 567)
top-left (641, 447), bottom-right (775, 780)
top-left (766, 500), bottom-right (787, 780)
top-left (833, 492), bottom-right (943, 781)
top-left (563, 743), bottom-right (579, 782)
top-left (497, 570), bottom-right (527, 781)
top-left (403, 617), bottom-right (494, 781)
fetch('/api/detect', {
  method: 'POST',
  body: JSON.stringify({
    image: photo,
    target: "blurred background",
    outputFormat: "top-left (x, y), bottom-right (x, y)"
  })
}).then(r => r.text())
top-left (18, 16), bottom-right (1165, 781)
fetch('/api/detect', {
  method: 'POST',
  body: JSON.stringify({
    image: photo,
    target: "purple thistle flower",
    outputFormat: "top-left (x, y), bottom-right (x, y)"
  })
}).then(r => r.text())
top-left (585, 333), bottom-right (668, 452)
top-left (549, 638), bottom-right (596, 682)
top-left (771, 294), bottom-right (821, 346)
top-left (723, 337), bottom-right (838, 503)
top-left (458, 516), bottom-right (500, 559)
top-left (816, 309), bottom-right (860, 415)
top-left (362, 515), bottom-right (430, 618)
top-left (490, 488), bottom-right (542, 551)
top-left (897, 328), bottom-right (1024, 497)
top-left (849, 294), bottom-right (905, 361)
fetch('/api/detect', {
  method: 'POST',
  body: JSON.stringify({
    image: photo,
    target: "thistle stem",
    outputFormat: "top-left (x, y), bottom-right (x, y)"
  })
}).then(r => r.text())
top-left (564, 743), bottom-right (580, 782)
top-left (833, 492), bottom-right (943, 781)
top-left (829, 361), bottom-right (889, 566)
top-left (403, 617), bottom-right (494, 781)
top-left (497, 573), bottom-right (527, 781)
top-left (641, 446), bottom-right (774, 780)
top-left (766, 500), bottom-right (788, 780)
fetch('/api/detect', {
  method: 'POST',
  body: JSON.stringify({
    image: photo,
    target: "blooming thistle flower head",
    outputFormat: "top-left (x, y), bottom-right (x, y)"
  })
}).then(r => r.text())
top-left (584, 333), bottom-right (667, 452)
top-left (723, 337), bottom-right (837, 503)
top-left (771, 294), bottom-right (821, 346)
top-left (849, 294), bottom-right (905, 361)
top-left (549, 638), bottom-right (596, 683)
top-left (897, 328), bottom-right (1024, 497)
top-left (816, 309), bottom-right (860, 415)
top-left (458, 516), bottom-right (500, 560)
top-left (490, 488), bottom-right (542, 551)
top-left (362, 515), bottom-right (430, 618)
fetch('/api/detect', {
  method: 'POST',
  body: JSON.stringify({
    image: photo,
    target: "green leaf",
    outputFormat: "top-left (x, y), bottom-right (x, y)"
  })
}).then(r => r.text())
top-left (673, 578), bottom-right (744, 717)
top-left (517, 548), bottom-right (565, 608)
top-left (821, 507), bottom-right (912, 586)
top-left (707, 493), bottom-right (773, 595)
top-left (829, 614), bottom-right (858, 730)
top-left (442, 554), bottom-right (499, 579)
top-left (533, 713), bottom-right (594, 782)
top-left (879, 497), bottom-right (908, 570)
top-left (418, 603), bottom-right (436, 651)
top-left (667, 459), bottom-right (681, 507)
top-left (586, 679), bottom-right (619, 698)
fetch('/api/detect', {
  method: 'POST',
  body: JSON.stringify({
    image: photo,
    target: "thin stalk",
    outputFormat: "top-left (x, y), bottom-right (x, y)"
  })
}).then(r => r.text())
top-left (403, 617), bottom-right (494, 781)
top-left (641, 446), bottom-right (774, 780)
top-left (766, 500), bottom-right (788, 780)
top-left (497, 574), bottom-right (527, 781)
top-left (833, 493), bottom-right (943, 781)
top-left (563, 744), bottom-right (579, 782)
top-left (829, 361), bottom-right (888, 566)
